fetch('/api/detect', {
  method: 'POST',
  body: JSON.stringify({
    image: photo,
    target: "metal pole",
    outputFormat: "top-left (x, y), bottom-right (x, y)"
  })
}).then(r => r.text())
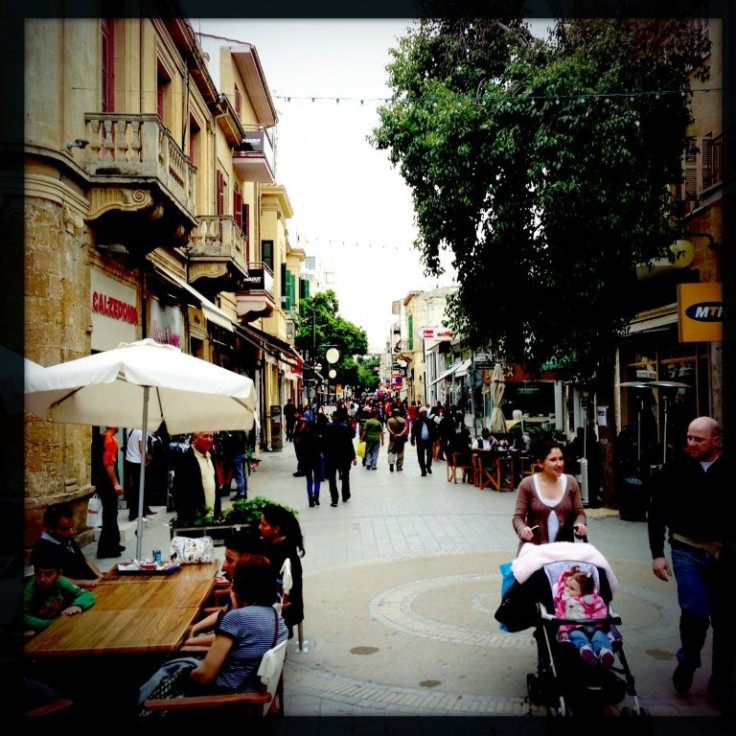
top-left (135, 386), bottom-right (150, 561)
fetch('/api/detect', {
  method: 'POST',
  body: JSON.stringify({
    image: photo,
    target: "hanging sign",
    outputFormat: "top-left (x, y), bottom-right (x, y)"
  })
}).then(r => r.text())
top-left (677, 282), bottom-right (723, 342)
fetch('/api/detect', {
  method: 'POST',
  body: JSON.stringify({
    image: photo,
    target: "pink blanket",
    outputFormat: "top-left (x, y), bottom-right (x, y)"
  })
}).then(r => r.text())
top-left (511, 541), bottom-right (619, 593)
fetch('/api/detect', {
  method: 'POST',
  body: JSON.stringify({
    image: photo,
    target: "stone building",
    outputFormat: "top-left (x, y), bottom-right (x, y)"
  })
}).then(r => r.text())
top-left (20, 8), bottom-right (306, 546)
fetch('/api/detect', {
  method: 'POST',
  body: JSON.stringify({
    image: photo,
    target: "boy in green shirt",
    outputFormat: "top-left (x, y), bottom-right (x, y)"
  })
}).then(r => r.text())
top-left (24, 545), bottom-right (96, 635)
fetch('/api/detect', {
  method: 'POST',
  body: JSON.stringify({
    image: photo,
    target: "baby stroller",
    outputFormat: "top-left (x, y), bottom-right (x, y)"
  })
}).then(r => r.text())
top-left (495, 541), bottom-right (647, 719)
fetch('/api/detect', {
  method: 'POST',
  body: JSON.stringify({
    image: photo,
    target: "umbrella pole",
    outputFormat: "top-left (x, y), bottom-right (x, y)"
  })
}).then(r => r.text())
top-left (135, 387), bottom-right (150, 561)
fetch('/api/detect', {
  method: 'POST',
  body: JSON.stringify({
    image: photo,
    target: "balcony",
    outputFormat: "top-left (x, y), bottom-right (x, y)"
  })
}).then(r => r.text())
top-left (236, 262), bottom-right (276, 322)
top-left (82, 113), bottom-right (198, 251)
top-left (187, 215), bottom-right (249, 297)
top-left (232, 129), bottom-right (276, 184)
top-left (676, 129), bottom-right (732, 215)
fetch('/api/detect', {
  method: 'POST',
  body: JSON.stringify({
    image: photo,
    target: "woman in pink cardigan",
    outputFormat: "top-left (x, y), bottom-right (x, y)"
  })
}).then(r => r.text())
top-left (512, 439), bottom-right (587, 550)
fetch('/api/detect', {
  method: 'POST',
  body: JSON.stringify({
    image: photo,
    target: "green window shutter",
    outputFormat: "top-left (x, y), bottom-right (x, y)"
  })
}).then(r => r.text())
top-left (261, 240), bottom-right (273, 269)
top-left (407, 314), bottom-right (414, 350)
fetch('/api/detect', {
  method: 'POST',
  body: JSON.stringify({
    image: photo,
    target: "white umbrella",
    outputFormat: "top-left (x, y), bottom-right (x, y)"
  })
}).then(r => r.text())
top-left (25, 339), bottom-right (256, 559)
top-left (489, 363), bottom-right (507, 433)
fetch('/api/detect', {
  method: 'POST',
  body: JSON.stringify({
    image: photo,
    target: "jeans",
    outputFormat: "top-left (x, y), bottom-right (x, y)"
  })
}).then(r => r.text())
top-left (304, 457), bottom-right (322, 498)
top-left (365, 440), bottom-right (380, 469)
top-left (233, 453), bottom-right (247, 498)
top-left (671, 543), bottom-right (719, 670)
top-left (326, 460), bottom-right (351, 503)
top-left (568, 627), bottom-right (611, 656)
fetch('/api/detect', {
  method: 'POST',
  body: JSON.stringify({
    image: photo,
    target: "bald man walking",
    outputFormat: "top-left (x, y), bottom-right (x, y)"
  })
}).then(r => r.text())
top-left (647, 416), bottom-right (734, 711)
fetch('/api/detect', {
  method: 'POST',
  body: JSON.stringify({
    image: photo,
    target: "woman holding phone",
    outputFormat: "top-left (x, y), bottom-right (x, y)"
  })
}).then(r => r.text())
top-left (512, 438), bottom-right (587, 552)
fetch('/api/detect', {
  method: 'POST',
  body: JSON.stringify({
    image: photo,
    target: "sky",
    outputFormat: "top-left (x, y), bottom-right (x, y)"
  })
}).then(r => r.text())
top-left (192, 19), bottom-right (457, 352)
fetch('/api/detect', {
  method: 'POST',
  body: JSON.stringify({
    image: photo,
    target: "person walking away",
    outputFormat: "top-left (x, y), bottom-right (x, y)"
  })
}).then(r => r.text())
top-left (299, 418), bottom-right (323, 507)
top-left (361, 409), bottom-right (384, 471)
top-left (93, 426), bottom-right (124, 559)
top-left (283, 399), bottom-right (297, 441)
top-left (647, 416), bottom-right (734, 711)
top-left (291, 411), bottom-right (307, 477)
top-left (124, 428), bottom-right (155, 521)
top-left (323, 411), bottom-right (357, 506)
top-left (230, 431), bottom-right (248, 500)
top-left (512, 438), bottom-right (587, 552)
top-left (411, 406), bottom-right (436, 477)
top-left (386, 406), bottom-right (408, 472)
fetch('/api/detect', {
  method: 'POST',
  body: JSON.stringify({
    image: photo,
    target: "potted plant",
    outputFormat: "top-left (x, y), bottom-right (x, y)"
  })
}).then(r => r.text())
top-left (169, 497), bottom-right (298, 542)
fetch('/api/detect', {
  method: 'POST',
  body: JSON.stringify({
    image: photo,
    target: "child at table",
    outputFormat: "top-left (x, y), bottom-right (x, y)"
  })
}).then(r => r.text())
top-left (23, 545), bottom-right (95, 635)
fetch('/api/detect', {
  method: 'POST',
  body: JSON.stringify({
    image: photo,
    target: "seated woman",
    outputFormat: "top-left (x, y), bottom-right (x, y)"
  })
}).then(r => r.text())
top-left (512, 438), bottom-right (587, 552)
top-left (259, 504), bottom-right (304, 640)
top-left (139, 558), bottom-right (287, 702)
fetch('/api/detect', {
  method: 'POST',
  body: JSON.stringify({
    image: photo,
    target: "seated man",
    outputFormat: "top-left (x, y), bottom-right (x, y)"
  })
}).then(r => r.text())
top-left (24, 544), bottom-right (96, 635)
top-left (32, 503), bottom-right (103, 589)
top-left (184, 530), bottom-right (266, 649)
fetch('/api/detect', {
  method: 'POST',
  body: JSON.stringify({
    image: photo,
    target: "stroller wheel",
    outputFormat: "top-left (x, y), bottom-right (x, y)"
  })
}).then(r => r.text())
top-left (527, 673), bottom-right (542, 704)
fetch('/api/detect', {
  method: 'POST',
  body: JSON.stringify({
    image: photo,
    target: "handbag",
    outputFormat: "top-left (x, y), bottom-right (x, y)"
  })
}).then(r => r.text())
top-left (86, 493), bottom-right (103, 528)
top-left (356, 440), bottom-right (366, 458)
top-left (169, 535), bottom-right (215, 564)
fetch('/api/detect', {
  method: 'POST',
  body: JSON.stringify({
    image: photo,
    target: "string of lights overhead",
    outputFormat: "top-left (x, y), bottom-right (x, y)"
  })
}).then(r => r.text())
top-left (272, 88), bottom-right (720, 106)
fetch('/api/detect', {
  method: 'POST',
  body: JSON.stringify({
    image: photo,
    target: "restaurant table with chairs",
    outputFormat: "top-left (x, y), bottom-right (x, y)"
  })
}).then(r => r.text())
top-left (25, 560), bottom-right (220, 658)
top-left (470, 449), bottom-right (533, 491)
top-left (23, 560), bottom-right (222, 721)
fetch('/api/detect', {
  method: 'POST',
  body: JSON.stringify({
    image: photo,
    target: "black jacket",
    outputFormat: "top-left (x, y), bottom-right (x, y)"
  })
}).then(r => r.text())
top-left (411, 415), bottom-right (436, 443)
top-left (173, 447), bottom-right (216, 525)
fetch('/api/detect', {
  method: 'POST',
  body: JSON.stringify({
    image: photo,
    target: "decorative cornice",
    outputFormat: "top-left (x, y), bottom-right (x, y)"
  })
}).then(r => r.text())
top-left (87, 187), bottom-right (154, 220)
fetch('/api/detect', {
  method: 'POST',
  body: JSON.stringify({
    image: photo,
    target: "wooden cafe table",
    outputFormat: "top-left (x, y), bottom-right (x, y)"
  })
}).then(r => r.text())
top-left (471, 449), bottom-right (517, 492)
top-left (24, 560), bottom-right (220, 658)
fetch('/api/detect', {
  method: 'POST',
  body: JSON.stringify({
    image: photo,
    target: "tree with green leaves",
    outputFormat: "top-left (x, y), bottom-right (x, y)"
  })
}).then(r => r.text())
top-left (295, 290), bottom-right (370, 393)
top-left (371, 16), bottom-right (710, 380)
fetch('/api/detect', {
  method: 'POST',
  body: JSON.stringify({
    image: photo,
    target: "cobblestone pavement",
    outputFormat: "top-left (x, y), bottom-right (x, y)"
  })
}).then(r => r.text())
top-left (86, 439), bottom-right (731, 725)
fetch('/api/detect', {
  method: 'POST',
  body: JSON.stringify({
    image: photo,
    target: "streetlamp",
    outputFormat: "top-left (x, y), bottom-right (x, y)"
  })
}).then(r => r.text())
top-left (325, 347), bottom-right (340, 406)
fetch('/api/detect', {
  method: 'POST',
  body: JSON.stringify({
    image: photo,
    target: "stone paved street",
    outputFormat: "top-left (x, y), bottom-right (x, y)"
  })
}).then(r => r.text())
top-left (86, 439), bottom-right (729, 725)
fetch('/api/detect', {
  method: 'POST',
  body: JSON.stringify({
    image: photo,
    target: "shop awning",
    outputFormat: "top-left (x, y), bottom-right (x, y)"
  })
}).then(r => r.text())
top-left (235, 323), bottom-right (302, 368)
top-left (454, 358), bottom-right (473, 378)
top-left (153, 266), bottom-right (234, 332)
top-left (430, 363), bottom-right (459, 386)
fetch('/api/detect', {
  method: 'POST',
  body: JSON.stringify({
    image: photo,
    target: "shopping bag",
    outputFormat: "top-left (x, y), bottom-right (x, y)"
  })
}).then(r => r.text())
top-left (169, 535), bottom-right (215, 564)
top-left (356, 440), bottom-right (366, 458)
top-left (86, 493), bottom-right (103, 528)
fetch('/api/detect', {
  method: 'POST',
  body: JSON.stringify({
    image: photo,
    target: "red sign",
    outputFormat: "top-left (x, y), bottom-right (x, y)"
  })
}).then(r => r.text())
top-left (91, 291), bottom-right (138, 324)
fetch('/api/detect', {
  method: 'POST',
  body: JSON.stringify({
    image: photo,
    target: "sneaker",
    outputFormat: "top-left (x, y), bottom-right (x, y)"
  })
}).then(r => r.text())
top-left (580, 646), bottom-right (597, 667)
top-left (308, 498), bottom-right (315, 508)
top-left (314, 496), bottom-right (320, 506)
top-left (389, 464), bottom-right (394, 472)
top-left (599, 649), bottom-right (615, 669)
top-left (397, 467), bottom-right (403, 472)
top-left (427, 467), bottom-right (432, 474)
top-left (330, 502), bottom-right (338, 507)
top-left (673, 661), bottom-right (696, 694)
top-left (421, 471), bottom-right (427, 477)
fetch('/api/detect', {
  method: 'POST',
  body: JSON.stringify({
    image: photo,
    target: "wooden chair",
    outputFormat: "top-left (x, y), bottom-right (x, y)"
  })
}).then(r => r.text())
top-left (476, 454), bottom-right (502, 491)
top-left (144, 639), bottom-right (287, 719)
top-left (448, 452), bottom-right (473, 484)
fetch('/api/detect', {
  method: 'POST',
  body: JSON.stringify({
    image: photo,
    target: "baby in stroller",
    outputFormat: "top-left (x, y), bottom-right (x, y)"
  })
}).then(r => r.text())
top-left (554, 566), bottom-right (615, 669)
top-left (496, 542), bottom-right (643, 716)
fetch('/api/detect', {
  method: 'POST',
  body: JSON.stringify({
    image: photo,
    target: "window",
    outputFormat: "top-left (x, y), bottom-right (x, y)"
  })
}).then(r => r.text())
top-left (261, 240), bottom-right (274, 269)
top-left (157, 64), bottom-right (171, 126)
top-left (233, 188), bottom-right (243, 229)
top-left (101, 18), bottom-right (115, 112)
top-left (242, 204), bottom-right (250, 261)
top-left (216, 171), bottom-right (225, 216)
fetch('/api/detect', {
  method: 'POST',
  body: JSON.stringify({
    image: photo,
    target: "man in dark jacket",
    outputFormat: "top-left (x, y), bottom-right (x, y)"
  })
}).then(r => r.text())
top-left (173, 431), bottom-right (217, 526)
top-left (322, 411), bottom-right (356, 506)
top-left (647, 416), bottom-right (733, 711)
top-left (410, 406), bottom-right (436, 477)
